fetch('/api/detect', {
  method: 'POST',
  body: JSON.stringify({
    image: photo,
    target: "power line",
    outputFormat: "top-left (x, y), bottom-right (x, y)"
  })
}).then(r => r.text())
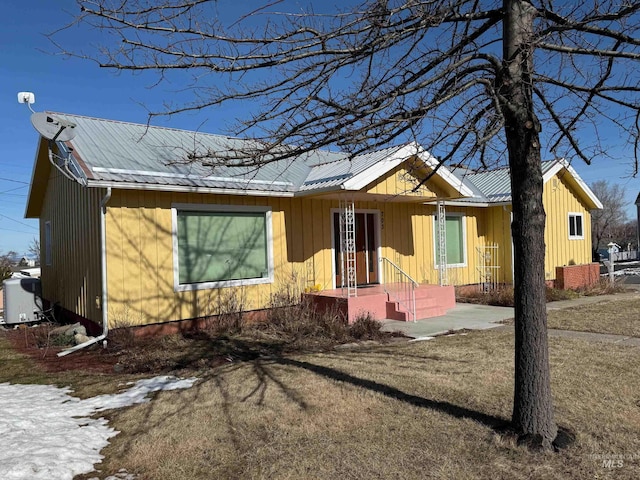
top-left (0, 226), bottom-right (37, 235)
top-left (0, 213), bottom-right (38, 230)
top-left (0, 185), bottom-right (27, 195)
top-left (0, 177), bottom-right (29, 184)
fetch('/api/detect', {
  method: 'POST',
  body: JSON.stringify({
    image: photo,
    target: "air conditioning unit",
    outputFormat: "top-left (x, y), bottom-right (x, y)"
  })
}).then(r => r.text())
top-left (2, 278), bottom-right (42, 325)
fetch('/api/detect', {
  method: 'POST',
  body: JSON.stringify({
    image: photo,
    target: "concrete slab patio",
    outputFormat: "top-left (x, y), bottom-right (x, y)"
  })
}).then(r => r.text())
top-left (380, 303), bottom-right (514, 339)
top-left (380, 287), bottom-right (640, 340)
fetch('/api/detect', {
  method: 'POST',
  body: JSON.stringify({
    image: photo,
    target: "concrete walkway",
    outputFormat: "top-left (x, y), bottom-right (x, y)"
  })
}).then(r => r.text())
top-left (380, 303), bottom-right (514, 339)
top-left (380, 288), bottom-right (640, 343)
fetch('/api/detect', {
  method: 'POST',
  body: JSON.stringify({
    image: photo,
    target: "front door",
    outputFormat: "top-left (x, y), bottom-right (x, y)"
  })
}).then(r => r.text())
top-left (333, 212), bottom-right (378, 286)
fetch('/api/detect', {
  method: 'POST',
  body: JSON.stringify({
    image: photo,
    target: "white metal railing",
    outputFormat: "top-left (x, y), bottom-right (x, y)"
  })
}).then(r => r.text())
top-left (381, 257), bottom-right (418, 322)
top-left (476, 244), bottom-right (500, 292)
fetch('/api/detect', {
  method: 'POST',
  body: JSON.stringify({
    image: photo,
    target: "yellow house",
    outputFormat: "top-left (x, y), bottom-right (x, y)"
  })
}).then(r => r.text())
top-left (25, 113), bottom-right (602, 337)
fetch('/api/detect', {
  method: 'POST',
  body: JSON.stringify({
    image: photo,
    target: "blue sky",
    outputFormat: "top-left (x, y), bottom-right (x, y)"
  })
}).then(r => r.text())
top-left (1, 1), bottom-right (638, 254)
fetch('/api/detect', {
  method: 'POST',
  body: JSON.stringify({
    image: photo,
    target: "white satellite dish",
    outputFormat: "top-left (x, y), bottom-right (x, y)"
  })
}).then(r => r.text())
top-left (30, 112), bottom-right (77, 142)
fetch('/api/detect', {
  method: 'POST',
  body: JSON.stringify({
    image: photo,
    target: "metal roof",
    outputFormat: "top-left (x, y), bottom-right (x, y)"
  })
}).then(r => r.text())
top-left (55, 113), bottom-right (315, 192)
top-left (41, 113), bottom-right (596, 207)
top-left (301, 144), bottom-right (405, 191)
top-left (452, 161), bottom-right (558, 203)
top-left (51, 114), bottom-right (466, 197)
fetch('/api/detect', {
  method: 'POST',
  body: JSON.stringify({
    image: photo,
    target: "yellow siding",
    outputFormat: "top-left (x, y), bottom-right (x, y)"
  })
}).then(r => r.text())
top-left (105, 192), bottom-right (511, 328)
top-left (39, 168), bottom-right (103, 326)
top-left (103, 171), bottom-right (594, 327)
top-left (105, 191), bottom-right (327, 327)
top-left (484, 205), bottom-right (514, 284)
top-left (543, 172), bottom-right (593, 281)
top-left (364, 162), bottom-right (439, 199)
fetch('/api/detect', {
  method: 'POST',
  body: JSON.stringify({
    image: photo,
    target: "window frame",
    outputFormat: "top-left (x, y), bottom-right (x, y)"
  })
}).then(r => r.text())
top-left (433, 212), bottom-right (467, 268)
top-left (172, 203), bottom-right (274, 292)
top-left (568, 212), bottom-right (584, 240)
top-left (44, 221), bottom-right (52, 266)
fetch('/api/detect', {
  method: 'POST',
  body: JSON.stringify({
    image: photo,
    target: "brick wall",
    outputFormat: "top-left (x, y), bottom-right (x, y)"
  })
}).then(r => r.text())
top-left (554, 263), bottom-right (600, 290)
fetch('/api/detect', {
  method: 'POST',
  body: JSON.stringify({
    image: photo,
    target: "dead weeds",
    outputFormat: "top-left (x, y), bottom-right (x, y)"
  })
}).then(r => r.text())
top-left (457, 279), bottom-right (628, 307)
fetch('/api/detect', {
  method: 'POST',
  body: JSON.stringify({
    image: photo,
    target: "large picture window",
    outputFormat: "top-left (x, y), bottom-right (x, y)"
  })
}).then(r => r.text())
top-left (568, 213), bottom-right (584, 239)
top-left (434, 214), bottom-right (466, 267)
top-left (173, 204), bottom-right (273, 291)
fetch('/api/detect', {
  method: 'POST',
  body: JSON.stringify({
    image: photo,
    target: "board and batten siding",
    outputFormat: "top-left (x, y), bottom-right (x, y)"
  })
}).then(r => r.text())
top-left (543, 171), bottom-right (593, 281)
top-left (105, 190), bottom-right (347, 327)
top-left (39, 168), bottom-right (103, 326)
top-left (105, 190), bottom-right (503, 327)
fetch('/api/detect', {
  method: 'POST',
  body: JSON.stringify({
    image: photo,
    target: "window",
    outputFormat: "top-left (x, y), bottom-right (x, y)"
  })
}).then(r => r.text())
top-left (172, 204), bottom-right (273, 291)
top-left (44, 221), bottom-right (52, 266)
top-left (434, 213), bottom-right (466, 267)
top-left (568, 213), bottom-right (584, 239)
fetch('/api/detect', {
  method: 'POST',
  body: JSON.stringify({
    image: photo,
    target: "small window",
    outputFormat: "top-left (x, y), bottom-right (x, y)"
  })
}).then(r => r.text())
top-left (568, 213), bottom-right (584, 239)
top-left (434, 213), bottom-right (466, 267)
top-left (172, 204), bottom-right (273, 291)
top-left (44, 221), bottom-right (52, 266)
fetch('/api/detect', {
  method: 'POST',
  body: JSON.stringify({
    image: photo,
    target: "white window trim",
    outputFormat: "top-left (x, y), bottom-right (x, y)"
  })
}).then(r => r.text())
top-left (433, 212), bottom-right (467, 268)
top-left (171, 203), bottom-right (274, 292)
top-left (568, 212), bottom-right (584, 240)
top-left (44, 221), bottom-right (52, 266)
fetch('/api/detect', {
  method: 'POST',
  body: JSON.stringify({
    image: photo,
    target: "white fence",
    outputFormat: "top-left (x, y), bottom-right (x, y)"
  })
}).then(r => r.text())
top-left (610, 250), bottom-right (638, 262)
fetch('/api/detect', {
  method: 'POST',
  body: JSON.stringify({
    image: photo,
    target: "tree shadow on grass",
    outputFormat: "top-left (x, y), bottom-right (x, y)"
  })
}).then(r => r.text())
top-left (120, 330), bottom-right (511, 433)
top-left (272, 355), bottom-right (511, 433)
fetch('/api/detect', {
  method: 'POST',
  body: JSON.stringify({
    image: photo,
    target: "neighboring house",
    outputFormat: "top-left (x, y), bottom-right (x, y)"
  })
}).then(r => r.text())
top-left (18, 256), bottom-right (36, 267)
top-left (25, 113), bottom-right (601, 334)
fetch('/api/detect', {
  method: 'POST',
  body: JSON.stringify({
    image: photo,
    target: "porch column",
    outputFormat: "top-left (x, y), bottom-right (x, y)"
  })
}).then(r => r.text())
top-left (436, 200), bottom-right (448, 286)
top-left (339, 196), bottom-right (357, 297)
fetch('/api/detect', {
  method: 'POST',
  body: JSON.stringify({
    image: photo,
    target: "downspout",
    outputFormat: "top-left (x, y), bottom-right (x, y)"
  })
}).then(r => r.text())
top-left (58, 187), bottom-right (112, 357)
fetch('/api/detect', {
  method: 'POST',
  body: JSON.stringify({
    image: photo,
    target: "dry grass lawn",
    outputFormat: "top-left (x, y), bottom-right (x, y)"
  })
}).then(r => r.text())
top-left (83, 330), bottom-right (640, 480)
top-left (547, 296), bottom-right (640, 337)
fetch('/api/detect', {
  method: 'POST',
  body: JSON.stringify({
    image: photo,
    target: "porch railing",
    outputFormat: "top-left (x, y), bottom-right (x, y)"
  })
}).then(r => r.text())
top-left (380, 257), bottom-right (418, 322)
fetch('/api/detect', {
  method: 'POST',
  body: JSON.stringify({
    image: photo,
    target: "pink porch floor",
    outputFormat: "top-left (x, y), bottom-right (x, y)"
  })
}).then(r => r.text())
top-left (302, 284), bottom-right (456, 323)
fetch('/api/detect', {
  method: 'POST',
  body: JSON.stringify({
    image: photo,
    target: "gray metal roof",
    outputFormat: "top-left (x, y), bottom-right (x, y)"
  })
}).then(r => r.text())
top-left (452, 161), bottom-right (557, 203)
top-left (55, 113), bottom-right (315, 192)
top-left (54, 113), bottom-right (412, 194)
top-left (46, 113), bottom-right (574, 205)
top-left (301, 144), bottom-right (406, 191)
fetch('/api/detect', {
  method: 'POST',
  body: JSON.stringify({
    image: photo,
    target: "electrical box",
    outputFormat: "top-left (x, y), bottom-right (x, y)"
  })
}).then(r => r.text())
top-left (2, 278), bottom-right (42, 325)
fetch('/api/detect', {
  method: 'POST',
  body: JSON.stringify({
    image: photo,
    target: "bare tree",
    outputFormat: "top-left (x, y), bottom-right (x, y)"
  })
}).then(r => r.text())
top-left (54, 0), bottom-right (640, 449)
top-left (611, 218), bottom-right (638, 249)
top-left (28, 237), bottom-right (41, 265)
top-left (590, 180), bottom-right (628, 256)
top-left (0, 251), bottom-right (17, 283)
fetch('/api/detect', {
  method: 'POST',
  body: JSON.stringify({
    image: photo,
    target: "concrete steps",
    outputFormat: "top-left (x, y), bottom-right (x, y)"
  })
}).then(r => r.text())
top-left (385, 284), bottom-right (455, 321)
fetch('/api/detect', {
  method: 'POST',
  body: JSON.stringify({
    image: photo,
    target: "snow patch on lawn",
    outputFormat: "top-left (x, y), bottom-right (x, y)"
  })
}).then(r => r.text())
top-left (0, 376), bottom-right (197, 480)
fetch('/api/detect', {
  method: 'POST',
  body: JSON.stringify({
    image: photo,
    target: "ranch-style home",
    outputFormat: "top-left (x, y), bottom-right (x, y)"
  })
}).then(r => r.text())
top-left (25, 113), bottom-right (602, 335)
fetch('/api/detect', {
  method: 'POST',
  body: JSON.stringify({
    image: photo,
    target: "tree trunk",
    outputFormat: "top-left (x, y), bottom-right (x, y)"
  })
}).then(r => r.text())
top-left (501, 0), bottom-right (557, 449)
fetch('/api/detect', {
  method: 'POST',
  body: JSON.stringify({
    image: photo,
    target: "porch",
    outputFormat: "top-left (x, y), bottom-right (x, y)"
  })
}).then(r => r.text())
top-left (302, 283), bottom-right (455, 324)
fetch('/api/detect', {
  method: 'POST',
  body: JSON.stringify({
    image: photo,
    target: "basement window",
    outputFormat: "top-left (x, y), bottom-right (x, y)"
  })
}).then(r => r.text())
top-left (568, 213), bottom-right (584, 240)
top-left (172, 204), bottom-right (273, 291)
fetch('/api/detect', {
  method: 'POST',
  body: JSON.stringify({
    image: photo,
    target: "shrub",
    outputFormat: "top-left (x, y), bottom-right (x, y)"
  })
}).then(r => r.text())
top-left (577, 277), bottom-right (627, 296)
top-left (349, 313), bottom-right (385, 340)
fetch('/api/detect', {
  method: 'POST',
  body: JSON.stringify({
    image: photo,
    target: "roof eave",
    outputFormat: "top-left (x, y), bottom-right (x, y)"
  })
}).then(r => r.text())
top-left (85, 179), bottom-right (296, 197)
top-left (543, 159), bottom-right (604, 210)
top-left (25, 137), bottom-right (50, 219)
top-left (342, 142), bottom-right (475, 198)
